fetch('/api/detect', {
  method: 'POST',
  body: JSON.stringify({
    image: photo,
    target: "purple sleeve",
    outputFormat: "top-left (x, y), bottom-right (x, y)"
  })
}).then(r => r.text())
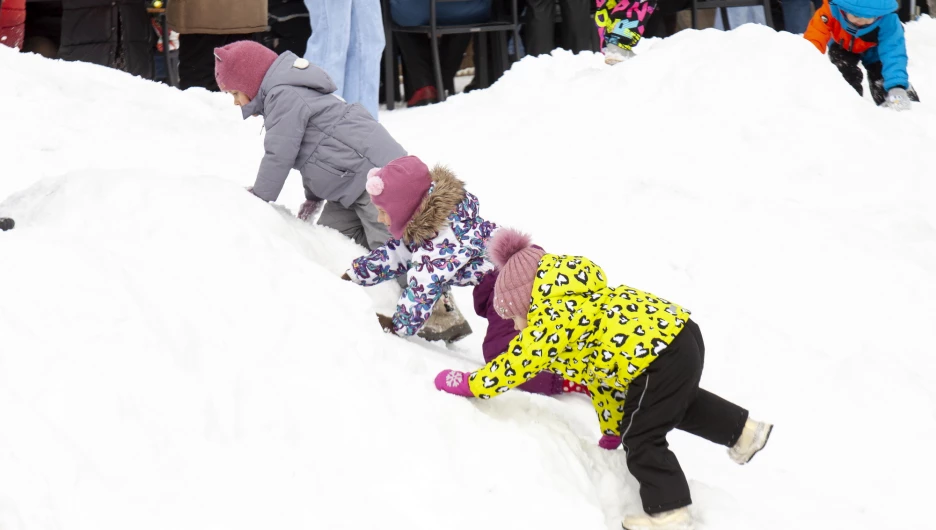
top-left (348, 239), bottom-right (411, 286)
top-left (473, 269), bottom-right (497, 318)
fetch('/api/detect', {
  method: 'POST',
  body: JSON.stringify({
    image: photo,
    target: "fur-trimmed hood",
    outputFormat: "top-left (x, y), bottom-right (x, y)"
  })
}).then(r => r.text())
top-left (402, 165), bottom-right (468, 245)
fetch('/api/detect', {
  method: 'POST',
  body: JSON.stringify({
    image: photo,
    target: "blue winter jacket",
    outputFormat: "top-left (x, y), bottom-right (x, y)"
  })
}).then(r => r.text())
top-left (827, 0), bottom-right (909, 91)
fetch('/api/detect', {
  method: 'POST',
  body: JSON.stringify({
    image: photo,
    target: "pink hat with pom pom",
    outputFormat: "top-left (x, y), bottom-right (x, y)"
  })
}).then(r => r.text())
top-left (489, 228), bottom-right (546, 319)
top-left (366, 155), bottom-right (432, 240)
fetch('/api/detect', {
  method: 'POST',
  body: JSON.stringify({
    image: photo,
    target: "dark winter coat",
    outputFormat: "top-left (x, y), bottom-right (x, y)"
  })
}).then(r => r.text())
top-left (241, 52), bottom-right (407, 207)
top-left (58, 0), bottom-right (154, 79)
top-left (473, 270), bottom-right (563, 395)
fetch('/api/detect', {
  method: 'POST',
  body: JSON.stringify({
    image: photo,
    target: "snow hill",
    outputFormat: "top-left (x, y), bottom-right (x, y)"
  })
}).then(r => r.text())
top-left (2, 20), bottom-right (936, 530)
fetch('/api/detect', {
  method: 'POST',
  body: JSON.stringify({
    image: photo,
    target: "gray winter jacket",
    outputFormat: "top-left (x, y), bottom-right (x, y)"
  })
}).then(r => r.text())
top-left (242, 52), bottom-right (407, 207)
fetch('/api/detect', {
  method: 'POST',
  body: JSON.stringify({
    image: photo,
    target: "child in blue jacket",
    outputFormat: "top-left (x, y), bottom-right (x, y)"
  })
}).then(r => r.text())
top-left (805, 0), bottom-right (919, 110)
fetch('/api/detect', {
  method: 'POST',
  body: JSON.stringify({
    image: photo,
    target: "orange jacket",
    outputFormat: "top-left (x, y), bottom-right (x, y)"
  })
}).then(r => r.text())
top-left (805, 2), bottom-right (877, 55)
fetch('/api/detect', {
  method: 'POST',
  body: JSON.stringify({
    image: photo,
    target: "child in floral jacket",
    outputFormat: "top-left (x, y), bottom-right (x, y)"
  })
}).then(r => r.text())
top-left (435, 228), bottom-right (773, 530)
top-left (343, 155), bottom-right (493, 339)
top-left (343, 156), bottom-right (590, 397)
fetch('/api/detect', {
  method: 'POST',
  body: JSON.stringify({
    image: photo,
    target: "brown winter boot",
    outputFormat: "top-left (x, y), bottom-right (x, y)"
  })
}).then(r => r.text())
top-left (417, 292), bottom-right (472, 343)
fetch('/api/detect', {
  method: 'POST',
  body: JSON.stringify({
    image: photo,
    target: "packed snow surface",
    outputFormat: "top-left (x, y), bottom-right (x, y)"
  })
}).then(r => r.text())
top-left (2, 20), bottom-right (936, 530)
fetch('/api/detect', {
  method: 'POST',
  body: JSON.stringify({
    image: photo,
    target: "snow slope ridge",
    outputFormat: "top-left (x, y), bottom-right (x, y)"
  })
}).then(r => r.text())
top-left (0, 171), bottom-right (620, 530)
top-left (2, 20), bottom-right (936, 530)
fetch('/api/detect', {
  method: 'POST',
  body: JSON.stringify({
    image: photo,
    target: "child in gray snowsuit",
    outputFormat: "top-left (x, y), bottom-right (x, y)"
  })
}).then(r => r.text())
top-left (214, 40), bottom-right (406, 251)
top-left (215, 41), bottom-right (472, 340)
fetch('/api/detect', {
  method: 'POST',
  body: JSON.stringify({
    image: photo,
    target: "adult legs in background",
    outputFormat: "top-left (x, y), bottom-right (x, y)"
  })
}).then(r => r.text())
top-left (897, 0), bottom-right (930, 21)
top-left (395, 33), bottom-right (471, 105)
top-left (22, 0), bottom-right (62, 57)
top-left (557, 0), bottom-right (595, 53)
top-left (524, 0), bottom-right (594, 55)
top-left (523, 0), bottom-right (557, 56)
top-left (642, 0), bottom-right (690, 39)
top-left (390, 0), bottom-right (491, 104)
top-left (261, 0), bottom-right (311, 56)
top-left (303, 0), bottom-right (353, 98)
top-left (343, 0), bottom-right (385, 119)
top-left (781, 0), bottom-right (821, 33)
top-left (179, 34), bottom-right (254, 91)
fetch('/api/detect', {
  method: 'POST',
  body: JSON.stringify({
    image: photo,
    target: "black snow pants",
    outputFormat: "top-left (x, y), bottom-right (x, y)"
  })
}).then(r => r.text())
top-left (523, 0), bottom-right (596, 56)
top-left (828, 42), bottom-right (920, 106)
top-left (620, 319), bottom-right (748, 514)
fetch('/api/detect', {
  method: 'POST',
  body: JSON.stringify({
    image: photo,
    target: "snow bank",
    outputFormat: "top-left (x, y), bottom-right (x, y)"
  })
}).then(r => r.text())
top-left (2, 19), bottom-right (936, 530)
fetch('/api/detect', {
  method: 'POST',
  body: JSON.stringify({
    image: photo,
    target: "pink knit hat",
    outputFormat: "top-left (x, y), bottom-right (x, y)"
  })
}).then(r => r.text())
top-left (490, 228), bottom-right (546, 319)
top-left (214, 41), bottom-right (279, 100)
top-left (365, 156), bottom-right (433, 240)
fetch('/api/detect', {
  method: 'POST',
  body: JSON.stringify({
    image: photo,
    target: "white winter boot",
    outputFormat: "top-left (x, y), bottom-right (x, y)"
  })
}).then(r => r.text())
top-left (622, 507), bottom-right (694, 530)
top-left (728, 418), bottom-right (773, 465)
top-left (604, 45), bottom-right (636, 65)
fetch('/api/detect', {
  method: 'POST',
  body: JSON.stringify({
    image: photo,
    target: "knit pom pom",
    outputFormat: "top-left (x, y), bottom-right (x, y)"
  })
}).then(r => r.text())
top-left (488, 228), bottom-right (533, 269)
top-left (365, 170), bottom-right (384, 196)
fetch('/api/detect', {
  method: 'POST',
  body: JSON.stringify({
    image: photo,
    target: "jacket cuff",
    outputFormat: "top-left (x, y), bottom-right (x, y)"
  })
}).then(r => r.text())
top-left (345, 268), bottom-right (365, 285)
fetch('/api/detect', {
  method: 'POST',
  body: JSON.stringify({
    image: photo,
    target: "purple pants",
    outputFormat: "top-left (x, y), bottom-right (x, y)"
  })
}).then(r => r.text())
top-left (473, 271), bottom-right (564, 396)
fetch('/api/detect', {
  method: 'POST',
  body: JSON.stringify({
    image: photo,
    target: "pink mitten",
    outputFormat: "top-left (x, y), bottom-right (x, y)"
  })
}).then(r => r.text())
top-left (599, 434), bottom-right (621, 450)
top-left (298, 199), bottom-right (324, 221)
top-left (434, 370), bottom-right (474, 397)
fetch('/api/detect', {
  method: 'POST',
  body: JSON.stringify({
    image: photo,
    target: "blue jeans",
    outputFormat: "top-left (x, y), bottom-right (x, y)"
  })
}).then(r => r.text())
top-left (713, 6), bottom-right (767, 29)
top-left (303, 0), bottom-right (384, 120)
top-left (389, 0), bottom-right (492, 26)
top-left (782, 0), bottom-right (822, 34)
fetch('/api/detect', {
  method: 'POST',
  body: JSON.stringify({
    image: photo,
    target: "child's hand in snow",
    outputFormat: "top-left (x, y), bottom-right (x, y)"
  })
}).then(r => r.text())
top-left (886, 88), bottom-right (912, 111)
top-left (298, 199), bottom-right (323, 221)
top-left (599, 434), bottom-right (621, 450)
top-left (434, 370), bottom-right (474, 397)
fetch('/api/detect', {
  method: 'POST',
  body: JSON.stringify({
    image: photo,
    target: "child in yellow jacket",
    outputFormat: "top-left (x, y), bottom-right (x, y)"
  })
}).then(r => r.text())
top-left (434, 228), bottom-right (773, 530)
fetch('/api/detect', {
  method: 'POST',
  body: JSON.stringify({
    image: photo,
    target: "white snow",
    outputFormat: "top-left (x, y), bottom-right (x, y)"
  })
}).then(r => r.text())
top-left (2, 19), bottom-right (936, 530)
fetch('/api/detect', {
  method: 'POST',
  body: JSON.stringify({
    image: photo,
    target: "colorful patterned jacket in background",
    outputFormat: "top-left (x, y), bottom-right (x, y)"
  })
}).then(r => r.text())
top-left (347, 167), bottom-right (496, 336)
top-left (468, 254), bottom-right (691, 437)
top-left (595, 0), bottom-right (658, 51)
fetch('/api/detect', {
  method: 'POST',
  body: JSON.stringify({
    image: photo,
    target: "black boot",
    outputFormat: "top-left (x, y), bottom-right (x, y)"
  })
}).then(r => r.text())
top-left (0, 218), bottom-right (14, 231)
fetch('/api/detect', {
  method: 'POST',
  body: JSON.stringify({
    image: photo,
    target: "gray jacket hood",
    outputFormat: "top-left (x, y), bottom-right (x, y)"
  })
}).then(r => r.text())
top-left (241, 52), bottom-right (338, 119)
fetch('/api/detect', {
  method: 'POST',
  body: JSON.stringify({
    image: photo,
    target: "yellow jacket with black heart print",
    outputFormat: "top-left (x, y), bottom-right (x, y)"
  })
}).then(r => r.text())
top-left (467, 254), bottom-right (692, 437)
